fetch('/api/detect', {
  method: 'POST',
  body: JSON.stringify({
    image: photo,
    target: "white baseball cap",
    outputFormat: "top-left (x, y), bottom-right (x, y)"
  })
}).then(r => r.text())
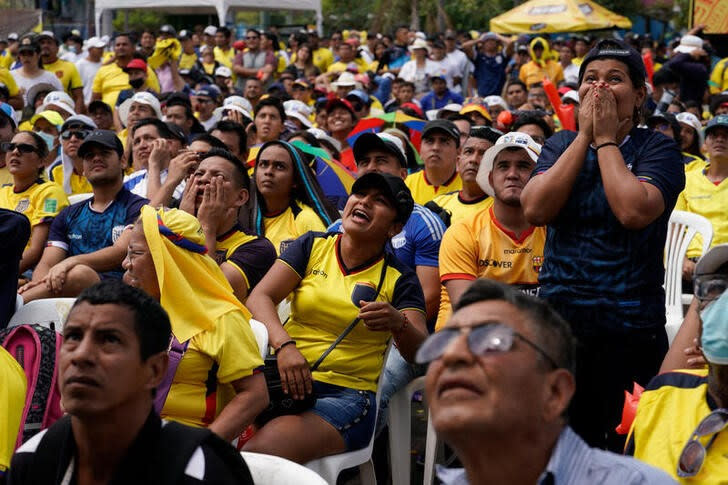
top-left (117, 91), bottom-right (162, 126)
top-left (332, 71), bottom-right (356, 89)
top-left (676, 111), bottom-right (704, 147)
top-left (85, 36), bottom-right (107, 49)
top-left (204, 25), bottom-right (218, 37)
top-left (484, 95), bottom-right (508, 111)
top-left (674, 35), bottom-right (703, 54)
top-left (213, 95), bottom-right (253, 121)
top-left (476, 132), bottom-right (542, 196)
top-left (284, 99), bottom-right (313, 128)
top-left (562, 90), bottom-right (580, 104)
top-left (214, 66), bottom-right (232, 78)
top-left (39, 91), bottom-right (76, 117)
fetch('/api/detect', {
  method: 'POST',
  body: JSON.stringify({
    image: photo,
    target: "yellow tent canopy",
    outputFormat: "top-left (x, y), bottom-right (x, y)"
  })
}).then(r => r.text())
top-left (490, 0), bottom-right (632, 34)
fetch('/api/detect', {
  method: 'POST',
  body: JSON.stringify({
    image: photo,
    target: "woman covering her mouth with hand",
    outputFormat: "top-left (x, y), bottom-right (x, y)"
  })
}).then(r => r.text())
top-left (244, 172), bottom-right (427, 463)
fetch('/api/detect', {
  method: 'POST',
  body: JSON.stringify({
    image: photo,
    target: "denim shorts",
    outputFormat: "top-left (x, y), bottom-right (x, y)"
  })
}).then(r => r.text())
top-left (311, 381), bottom-right (376, 451)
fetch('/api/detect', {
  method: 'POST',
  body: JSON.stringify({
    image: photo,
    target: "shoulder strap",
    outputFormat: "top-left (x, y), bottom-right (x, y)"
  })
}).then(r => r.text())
top-left (153, 337), bottom-right (189, 414)
top-left (310, 258), bottom-right (388, 371)
top-left (159, 421), bottom-right (253, 485)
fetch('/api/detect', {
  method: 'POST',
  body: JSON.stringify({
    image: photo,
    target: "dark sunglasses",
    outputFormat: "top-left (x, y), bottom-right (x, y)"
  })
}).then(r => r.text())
top-left (61, 130), bottom-right (90, 140)
top-left (415, 322), bottom-right (559, 368)
top-left (0, 142), bottom-right (38, 154)
top-left (693, 274), bottom-right (728, 303)
top-left (677, 408), bottom-right (728, 477)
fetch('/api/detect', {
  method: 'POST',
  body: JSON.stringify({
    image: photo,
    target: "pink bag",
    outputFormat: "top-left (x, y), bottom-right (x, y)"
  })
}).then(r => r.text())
top-left (0, 324), bottom-right (63, 448)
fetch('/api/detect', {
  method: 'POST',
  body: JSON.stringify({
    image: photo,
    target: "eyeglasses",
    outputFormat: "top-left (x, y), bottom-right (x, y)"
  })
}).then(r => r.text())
top-left (61, 130), bottom-right (90, 140)
top-left (415, 322), bottom-right (559, 368)
top-left (677, 408), bottom-right (728, 477)
top-left (0, 142), bottom-right (38, 154)
top-left (694, 274), bottom-right (728, 303)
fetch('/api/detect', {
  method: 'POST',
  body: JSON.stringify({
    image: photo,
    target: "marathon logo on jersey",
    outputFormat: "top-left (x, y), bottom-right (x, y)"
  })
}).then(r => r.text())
top-left (14, 198), bottom-right (30, 213)
top-left (532, 256), bottom-right (543, 273)
top-left (503, 248), bottom-right (532, 254)
top-left (311, 269), bottom-right (328, 278)
top-left (478, 258), bottom-right (513, 269)
top-left (111, 225), bottom-right (125, 243)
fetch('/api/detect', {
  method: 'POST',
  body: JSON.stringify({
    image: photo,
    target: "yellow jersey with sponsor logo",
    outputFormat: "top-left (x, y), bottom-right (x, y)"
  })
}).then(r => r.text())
top-left (43, 59), bottom-right (83, 94)
top-left (435, 206), bottom-right (545, 330)
top-left (674, 165), bottom-right (728, 258)
top-left (405, 169), bottom-right (462, 206)
top-left (212, 225), bottom-right (276, 295)
top-left (431, 190), bottom-right (492, 225)
top-left (279, 232), bottom-right (425, 391)
top-left (0, 180), bottom-right (69, 250)
top-left (262, 201), bottom-right (327, 255)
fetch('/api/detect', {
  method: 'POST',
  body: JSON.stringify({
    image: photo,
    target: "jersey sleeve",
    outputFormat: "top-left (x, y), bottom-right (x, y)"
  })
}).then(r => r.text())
top-left (68, 64), bottom-right (83, 90)
top-left (633, 132), bottom-right (685, 212)
top-left (123, 196), bottom-right (149, 226)
top-left (91, 67), bottom-right (103, 94)
top-left (532, 131), bottom-right (573, 177)
top-left (411, 208), bottom-right (446, 267)
top-left (194, 312), bottom-right (263, 384)
top-left (47, 207), bottom-right (70, 250)
top-left (439, 219), bottom-right (479, 282)
top-left (392, 267), bottom-right (426, 314)
top-left (226, 237), bottom-right (277, 292)
top-left (278, 231), bottom-right (317, 278)
top-left (30, 184), bottom-right (69, 226)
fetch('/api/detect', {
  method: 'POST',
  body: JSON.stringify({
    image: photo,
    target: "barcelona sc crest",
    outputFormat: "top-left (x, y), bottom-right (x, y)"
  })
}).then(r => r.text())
top-left (532, 256), bottom-right (543, 273)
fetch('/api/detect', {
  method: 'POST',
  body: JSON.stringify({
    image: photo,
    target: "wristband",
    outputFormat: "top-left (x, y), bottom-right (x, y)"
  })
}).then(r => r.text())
top-left (274, 339), bottom-right (296, 354)
top-left (595, 142), bottom-right (618, 151)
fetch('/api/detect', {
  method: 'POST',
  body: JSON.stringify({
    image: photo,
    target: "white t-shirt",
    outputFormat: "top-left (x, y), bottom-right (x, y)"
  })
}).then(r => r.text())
top-left (400, 59), bottom-right (449, 95)
top-left (11, 69), bottom-right (63, 105)
top-left (563, 63), bottom-right (579, 85)
top-left (76, 57), bottom-right (103, 105)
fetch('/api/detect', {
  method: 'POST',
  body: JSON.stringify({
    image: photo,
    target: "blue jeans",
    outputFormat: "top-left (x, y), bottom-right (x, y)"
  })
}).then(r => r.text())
top-left (374, 346), bottom-right (427, 436)
top-left (311, 381), bottom-right (376, 451)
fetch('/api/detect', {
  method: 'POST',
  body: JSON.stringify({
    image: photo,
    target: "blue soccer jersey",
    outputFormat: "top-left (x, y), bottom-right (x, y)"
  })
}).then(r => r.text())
top-left (47, 188), bottom-right (148, 278)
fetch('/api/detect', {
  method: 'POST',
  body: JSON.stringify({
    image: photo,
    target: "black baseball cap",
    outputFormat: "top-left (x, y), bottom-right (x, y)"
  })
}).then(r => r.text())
top-left (578, 39), bottom-right (646, 86)
top-left (164, 122), bottom-right (187, 143)
top-left (351, 172), bottom-right (414, 224)
top-left (353, 132), bottom-right (407, 168)
top-left (78, 130), bottom-right (124, 158)
top-left (422, 119), bottom-right (461, 147)
top-left (18, 36), bottom-right (40, 53)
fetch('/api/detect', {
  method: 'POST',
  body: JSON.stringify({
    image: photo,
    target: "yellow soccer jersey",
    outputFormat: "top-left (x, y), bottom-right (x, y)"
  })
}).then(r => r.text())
top-left (263, 201), bottom-right (327, 255)
top-left (50, 164), bottom-right (92, 195)
top-left (431, 191), bottom-right (492, 225)
top-left (0, 68), bottom-right (19, 97)
top-left (92, 62), bottom-right (160, 108)
top-left (0, 166), bottom-right (12, 188)
top-left (179, 52), bottom-right (198, 70)
top-left (405, 169), bottom-right (462, 206)
top-left (161, 310), bottom-right (263, 428)
top-left (0, 181), bottom-right (69, 250)
top-left (43, 59), bottom-right (83, 94)
top-left (435, 206), bottom-right (545, 330)
top-left (279, 232), bottom-right (425, 391)
top-left (0, 346), bottom-right (26, 473)
top-left (674, 165), bottom-right (728, 258)
top-left (327, 58), bottom-right (370, 74)
top-left (625, 369), bottom-right (728, 484)
top-left (214, 46), bottom-right (234, 68)
top-left (312, 47), bottom-right (334, 73)
top-left (0, 53), bottom-right (14, 70)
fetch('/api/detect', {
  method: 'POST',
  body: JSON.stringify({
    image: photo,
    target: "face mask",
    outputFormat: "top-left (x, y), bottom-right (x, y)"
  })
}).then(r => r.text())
top-left (35, 130), bottom-right (56, 152)
top-left (700, 288), bottom-right (728, 365)
top-left (129, 78), bottom-right (144, 89)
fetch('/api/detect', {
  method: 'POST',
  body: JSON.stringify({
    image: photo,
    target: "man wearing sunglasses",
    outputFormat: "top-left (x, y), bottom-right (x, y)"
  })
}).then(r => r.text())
top-left (627, 245), bottom-right (728, 483)
top-left (0, 102), bottom-right (17, 187)
top-left (48, 114), bottom-right (97, 195)
top-left (424, 278), bottom-right (674, 485)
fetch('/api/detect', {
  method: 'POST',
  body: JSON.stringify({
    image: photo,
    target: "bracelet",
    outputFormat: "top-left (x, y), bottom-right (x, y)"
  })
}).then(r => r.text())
top-left (274, 339), bottom-right (296, 354)
top-left (595, 141), bottom-right (618, 151)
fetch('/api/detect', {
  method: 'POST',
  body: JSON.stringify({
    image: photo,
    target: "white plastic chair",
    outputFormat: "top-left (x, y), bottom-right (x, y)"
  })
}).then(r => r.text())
top-left (68, 193), bottom-right (93, 205)
top-left (249, 318), bottom-right (269, 359)
top-left (8, 298), bottom-right (76, 333)
top-left (305, 343), bottom-right (393, 485)
top-left (241, 451), bottom-right (328, 485)
top-left (664, 211), bottom-right (713, 343)
top-left (388, 376), bottom-right (425, 485)
top-left (422, 412), bottom-right (442, 485)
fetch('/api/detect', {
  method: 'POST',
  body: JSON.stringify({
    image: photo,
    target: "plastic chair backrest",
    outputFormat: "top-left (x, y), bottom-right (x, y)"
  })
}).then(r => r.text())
top-left (8, 298), bottom-right (77, 333)
top-left (242, 452), bottom-right (328, 484)
top-left (664, 211), bottom-right (713, 311)
top-left (68, 193), bottom-right (93, 205)
top-left (248, 318), bottom-right (269, 359)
